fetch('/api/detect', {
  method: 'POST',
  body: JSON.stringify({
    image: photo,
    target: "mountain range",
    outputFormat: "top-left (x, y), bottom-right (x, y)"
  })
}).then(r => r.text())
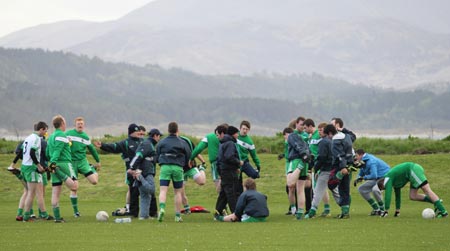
top-left (1, 47), bottom-right (450, 138)
top-left (1, 0), bottom-right (450, 88)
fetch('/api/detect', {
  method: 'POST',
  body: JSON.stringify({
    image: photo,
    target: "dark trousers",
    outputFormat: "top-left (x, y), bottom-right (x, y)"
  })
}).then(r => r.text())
top-left (149, 192), bottom-right (158, 217)
top-left (215, 170), bottom-right (241, 213)
top-left (128, 182), bottom-right (140, 217)
top-left (338, 173), bottom-right (351, 206)
top-left (241, 160), bottom-right (260, 179)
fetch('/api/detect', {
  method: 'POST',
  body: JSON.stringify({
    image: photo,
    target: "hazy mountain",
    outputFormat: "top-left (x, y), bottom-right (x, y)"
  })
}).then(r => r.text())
top-left (1, 0), bottom-right (450, 88)
top-left (1, 48), bottom-right (450, 138)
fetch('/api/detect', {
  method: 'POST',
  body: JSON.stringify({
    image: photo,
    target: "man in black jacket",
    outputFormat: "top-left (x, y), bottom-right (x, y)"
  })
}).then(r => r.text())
top-left (156, 122), bottom-right (191, 222)
top-left (215, 126), bottom-right (243, 216)
top-left (324, 123), bottom-right (353, 219)
top-left (94, 123), bottom-right (143, 217)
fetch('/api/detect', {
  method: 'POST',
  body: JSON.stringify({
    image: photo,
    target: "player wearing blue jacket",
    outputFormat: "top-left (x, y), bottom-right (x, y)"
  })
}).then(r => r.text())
top-left (354, 149), bottom-right (390, 215)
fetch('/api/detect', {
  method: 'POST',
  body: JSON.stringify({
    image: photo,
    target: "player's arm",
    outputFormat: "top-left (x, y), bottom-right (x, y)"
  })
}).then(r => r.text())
top-left (129, 151), bottom-right (144, 170)
top-left (394, 187), bottom-right (401, 212)
top-left (190, 139), bottom-right (208, 161)
top-left (10, 148), bottom-right (23, 168)
top-left (30, 148), bottom-right (45, 173)
top-left (50, 136), bottom-right (66, 163)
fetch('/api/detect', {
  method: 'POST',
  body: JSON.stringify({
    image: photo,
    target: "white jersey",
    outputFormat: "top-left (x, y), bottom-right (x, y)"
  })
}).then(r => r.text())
top-left (22, 133), bottom-right (41, 166)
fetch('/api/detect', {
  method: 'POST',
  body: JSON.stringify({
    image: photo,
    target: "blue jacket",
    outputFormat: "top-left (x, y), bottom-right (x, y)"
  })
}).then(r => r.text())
top-left (156, 134), bottom-right (191, 168)
top-left (358, 153), bottom-right (390, 180)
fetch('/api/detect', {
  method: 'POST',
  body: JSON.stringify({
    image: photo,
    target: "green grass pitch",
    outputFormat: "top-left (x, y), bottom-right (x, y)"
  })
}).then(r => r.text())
top-left (1, 154), bottom-right (449, 250)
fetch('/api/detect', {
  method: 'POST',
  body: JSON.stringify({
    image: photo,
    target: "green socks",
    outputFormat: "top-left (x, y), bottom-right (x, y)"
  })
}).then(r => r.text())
top-left (341, 205), bottom-right (350, 215)
top-left (53, 206), bottom-right (61, 220)
top-left (17, 208), bottom-right (24, 217)
top-left (367, 198), bottom-right (379, 210)
top-left (434, 199), bottom-right (446, 213)
top-left (70, 196), bottom-right (79, 214)
top-left (323, 204), bottom-right (330, 213)
top-left (296, 208), bottom-right (304, 220)
top-left (377, 201), bottom-right (385, 211)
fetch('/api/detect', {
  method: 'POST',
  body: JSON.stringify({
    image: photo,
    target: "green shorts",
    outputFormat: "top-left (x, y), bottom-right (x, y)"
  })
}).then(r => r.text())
top-left (241, 214), bottom-right (267, 222)
top-left (211, 161), bottom-right (220, 181)
top-left (287, 159), bottom-right (308, 177)
top-left (72, 159), bottom-right (96, 179)
top-left (21, 164), bottom-right (43, 183)
top-left (184, 167), bottom-right (200, 181)
top-left (160, 164), bottom-right (184, 183)
top-left (409, 163), bottom-right (428, 189)
top-left (51, 162), bottom-right (76, 184)
top-left (285, 161), bottom-right (290, 175)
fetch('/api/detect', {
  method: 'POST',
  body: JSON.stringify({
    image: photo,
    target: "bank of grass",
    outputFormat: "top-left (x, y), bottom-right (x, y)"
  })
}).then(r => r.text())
top-left (3, 134), bottom-right (450, 155)
top-left (1, 153), bottom-right (449, 250)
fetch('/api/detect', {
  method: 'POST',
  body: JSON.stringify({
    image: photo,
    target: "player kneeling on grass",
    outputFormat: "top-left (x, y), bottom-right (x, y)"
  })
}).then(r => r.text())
top-left (377, 162), bottom-right (448, 218)
top-left (215, 178), bottom-right (269, 222)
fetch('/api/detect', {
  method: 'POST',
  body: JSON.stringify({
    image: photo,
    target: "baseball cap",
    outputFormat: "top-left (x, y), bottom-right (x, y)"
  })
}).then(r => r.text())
top-left (149, 128), bottom-right (163, 137)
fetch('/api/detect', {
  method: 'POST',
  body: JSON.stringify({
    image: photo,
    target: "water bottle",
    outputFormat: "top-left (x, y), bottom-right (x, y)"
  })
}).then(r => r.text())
top-left (115, 217), bottom-right (132, 223)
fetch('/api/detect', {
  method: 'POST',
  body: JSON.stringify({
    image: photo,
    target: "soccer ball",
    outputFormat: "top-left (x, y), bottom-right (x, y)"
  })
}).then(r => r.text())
top-left (422, 208), bottom-right (435, 219)
top-left (96, 211), bottom-right (109, 221)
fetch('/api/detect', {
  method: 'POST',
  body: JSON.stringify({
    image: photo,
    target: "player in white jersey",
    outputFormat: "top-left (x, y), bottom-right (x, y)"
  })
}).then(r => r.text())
top-left (19, 122), bottom-right (52, 221)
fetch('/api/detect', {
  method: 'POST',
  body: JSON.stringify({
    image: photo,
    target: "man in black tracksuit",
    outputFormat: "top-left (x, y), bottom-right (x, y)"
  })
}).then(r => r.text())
top-left (324, 123), bottom-right (353, 219)
top-left (215, 126), bottom-right (243, 215)
top-left (148, 128), bottom-right (163, 217)
top-left (94, 123), bottom-right (143, 217)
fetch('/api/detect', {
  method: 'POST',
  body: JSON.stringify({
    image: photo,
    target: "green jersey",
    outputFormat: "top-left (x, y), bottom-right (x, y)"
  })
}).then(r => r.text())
top-left (190, 132), bottom-right (220, 163)
top-left (308, 130), bottom-right (321, 159)
top-left (383, 162), bottom-right (428, 210)
top-left (66, 129), bottom-right (100, 162)
top-left (237, 134), bottom-right (260, 167)
top-left (46, 128), bottom-right (71, 163)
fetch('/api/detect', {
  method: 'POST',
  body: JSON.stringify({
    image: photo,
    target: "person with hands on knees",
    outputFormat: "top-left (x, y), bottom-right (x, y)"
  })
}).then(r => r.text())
top-left (354, 149), bottom-right (390, 216)
top-left (377, 162), bottom-right (448, 218)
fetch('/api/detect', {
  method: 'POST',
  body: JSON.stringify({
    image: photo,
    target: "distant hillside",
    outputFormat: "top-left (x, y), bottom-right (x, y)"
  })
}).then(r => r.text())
top-left (1, 0), bottom-right (450, 88)
top-left (1, 48), bottom-right (450, 137)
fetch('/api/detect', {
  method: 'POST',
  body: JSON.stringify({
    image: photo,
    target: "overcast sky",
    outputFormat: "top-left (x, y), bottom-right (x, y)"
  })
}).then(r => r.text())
top-left (0, 0), bottom-right (154, 38)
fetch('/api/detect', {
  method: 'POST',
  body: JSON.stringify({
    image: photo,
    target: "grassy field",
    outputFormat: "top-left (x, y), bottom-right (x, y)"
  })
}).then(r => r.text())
top-left (1, 153), bottom-right (449, 251)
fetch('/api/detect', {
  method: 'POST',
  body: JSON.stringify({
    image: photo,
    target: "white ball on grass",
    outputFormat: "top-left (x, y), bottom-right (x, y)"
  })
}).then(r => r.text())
top-left (96, 211), bottom-right (109, 221)
top-left (422, 208), bottom-right (435, 219)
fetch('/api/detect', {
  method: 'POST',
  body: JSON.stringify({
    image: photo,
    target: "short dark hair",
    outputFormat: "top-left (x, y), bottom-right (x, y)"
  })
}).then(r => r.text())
top-left (296, 116), bottom-right (306, 124)
top-left (168, 122), bottom-right (178, 134)
top-left (34, 121), bottom-right (48, 131)
top-left (240, 120), bottom-right (251, 129)
top-left (282, 127), bottom-right (293, 135)
top-left (304, 118), bottom-right (315, 127)
top-left (356, 149), bottom-right (365, 155)
top-left (139, 125), bottom-right (146, 132)
top-left (332, 117), bottom-right (344, 128)
top-left (215, 124), bottom-right (228, 135)
top-left (323, 124), bottom-right (337, 135)
top-left (244, 178), bottom-right (256, 190)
